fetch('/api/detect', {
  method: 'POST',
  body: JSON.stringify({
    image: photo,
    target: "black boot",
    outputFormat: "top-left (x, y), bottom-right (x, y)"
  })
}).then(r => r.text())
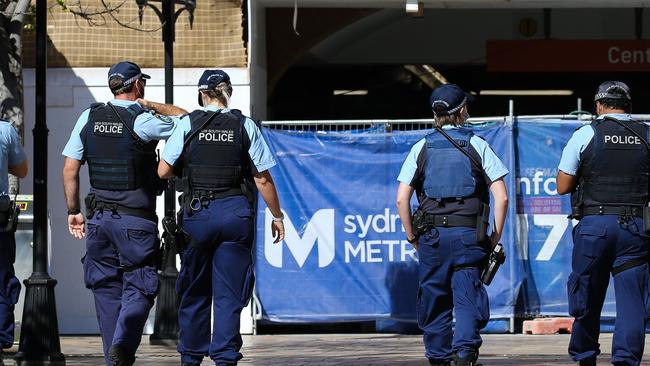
top-left (428, 360), bottom-right (450, 366)
top-left (578, 360), bottom-right (596, 366)
top-left (108, 344), bottom-right (135, 366)
top-left (453, 351), bottom-right (482, 366)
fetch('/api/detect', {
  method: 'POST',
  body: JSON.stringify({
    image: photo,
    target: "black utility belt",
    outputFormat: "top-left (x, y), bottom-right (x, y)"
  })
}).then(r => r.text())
top-left (421, 213), bottom-right (477, 228)
top-left (185, 187), bottom-right (244, 213)
top-left (90, 201), bottom-right (157, 223)
top-left (581, 205), bottom-right (642, 218)
top-left (190, 187), bottom-right (243, 201)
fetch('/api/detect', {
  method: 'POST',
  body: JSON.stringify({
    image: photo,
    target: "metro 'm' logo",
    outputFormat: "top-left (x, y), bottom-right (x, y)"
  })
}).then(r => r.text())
top-left (264, 208), bottom-right (335, 268)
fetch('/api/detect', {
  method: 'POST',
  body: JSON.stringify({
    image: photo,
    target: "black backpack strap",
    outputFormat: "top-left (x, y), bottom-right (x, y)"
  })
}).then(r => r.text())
top-left (106, 102), bottom-right (147, 147)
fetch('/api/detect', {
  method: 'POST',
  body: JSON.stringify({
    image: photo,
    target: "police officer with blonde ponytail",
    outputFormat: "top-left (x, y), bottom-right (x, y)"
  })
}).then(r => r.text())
top-left (396, 84), bottom-right (509, 366)
top-left (152, 69), bottom-right (284, 366)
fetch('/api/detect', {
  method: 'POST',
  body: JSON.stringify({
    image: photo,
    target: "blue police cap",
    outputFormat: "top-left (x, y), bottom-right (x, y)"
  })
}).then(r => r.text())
top-left (197, 70), bottom-right (231, 106)
top-left (108, 61), bottom-right (150, 92)
top-left (594, 81), bottom-right (631, 102)
top-left (429, 84), bottom-right (470, 117)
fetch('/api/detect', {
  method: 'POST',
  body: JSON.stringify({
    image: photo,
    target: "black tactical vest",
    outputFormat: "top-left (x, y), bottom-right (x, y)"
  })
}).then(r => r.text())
top-left (419, 128), bottom-right (489, 217)
top-left (80, 103), bottom-right (160, 210)
top-left (180, 110), bottom-right (250, 198)
top-left (575, 117), bottom-right (650, 210)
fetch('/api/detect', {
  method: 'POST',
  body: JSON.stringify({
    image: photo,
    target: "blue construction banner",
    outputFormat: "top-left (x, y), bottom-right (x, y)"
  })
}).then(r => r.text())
top-left (515, 119), bottom-right (617, 318)
top-left (255, 123), bottom-right (520, 324)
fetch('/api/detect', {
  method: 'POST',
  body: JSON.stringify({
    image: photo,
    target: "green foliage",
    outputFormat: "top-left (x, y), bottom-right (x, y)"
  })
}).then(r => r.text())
top-left (57, 0), bottom-right (70, 12)
top-left (23, 4), bottom-right (36, 31)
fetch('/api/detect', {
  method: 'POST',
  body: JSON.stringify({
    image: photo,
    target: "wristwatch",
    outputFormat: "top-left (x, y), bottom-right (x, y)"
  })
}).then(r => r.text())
top-left (272, 213), bottom-right (284, 222)
top-left (67, 208), bottom-right (81, 216)
top-left (407, 236), bottom-right (419, 244)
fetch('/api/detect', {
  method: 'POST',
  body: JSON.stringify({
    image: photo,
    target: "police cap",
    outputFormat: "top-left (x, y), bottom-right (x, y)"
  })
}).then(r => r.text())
top-left (108, 61), bottom-right (150, 93)
top-left (197, 70), bottom-right (231, 106)
top-left (594, 81), bottom-right (631, 102)
top-left (429, 84), bottom-right (471, 117)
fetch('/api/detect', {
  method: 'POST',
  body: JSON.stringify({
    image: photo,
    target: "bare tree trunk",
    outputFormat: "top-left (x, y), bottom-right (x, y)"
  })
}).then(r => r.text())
top-left (0, 0), bottom-right (30, 195)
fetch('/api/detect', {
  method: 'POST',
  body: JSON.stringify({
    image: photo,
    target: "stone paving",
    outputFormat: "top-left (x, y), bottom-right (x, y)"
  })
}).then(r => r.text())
top-left (3, 333), bottom-right (650, 365)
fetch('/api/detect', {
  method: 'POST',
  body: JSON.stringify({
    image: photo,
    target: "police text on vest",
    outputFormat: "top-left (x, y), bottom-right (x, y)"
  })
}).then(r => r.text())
top-left (604, 134), bottom-right (641, 145)
top-left (198, 129), bottom-right (234, 143)
top-left (94, 122), bottom-right (123, 135)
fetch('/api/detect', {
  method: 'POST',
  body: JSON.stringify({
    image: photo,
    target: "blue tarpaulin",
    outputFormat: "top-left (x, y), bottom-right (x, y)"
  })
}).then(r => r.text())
top-left (254, 118), bottom-right (617, 330)
top-left (255, 122), bottom-right (520, 325)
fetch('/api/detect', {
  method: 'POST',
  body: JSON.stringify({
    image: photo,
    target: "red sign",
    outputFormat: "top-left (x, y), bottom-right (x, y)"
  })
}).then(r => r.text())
top-left (487, 40), bottom-right (650, 72)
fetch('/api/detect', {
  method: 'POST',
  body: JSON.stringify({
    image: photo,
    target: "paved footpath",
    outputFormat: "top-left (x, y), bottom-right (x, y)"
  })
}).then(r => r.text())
top-left (4, 333), bottom-right (650, 365)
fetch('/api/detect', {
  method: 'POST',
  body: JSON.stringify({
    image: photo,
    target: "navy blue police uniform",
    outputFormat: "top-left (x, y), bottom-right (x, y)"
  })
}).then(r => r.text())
top-left (62, 61), bottom-right (176, 366)
top-left (559, 81), bottom-right (650, 366)
top-left (160, 70), bottom-right (276, 366)
top-left (0, 121), bottom-right (26, 365)
top-left (398, 84), bottom-right (508, 366)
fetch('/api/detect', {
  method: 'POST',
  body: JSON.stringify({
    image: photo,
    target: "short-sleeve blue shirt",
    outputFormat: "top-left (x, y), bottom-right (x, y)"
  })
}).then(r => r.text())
top-left (558, 113), bottom-right (633, 176)
top-left (0, 121), bottom-right (27, 195)
top-left (397, 126), bottom-right (509, 186)
top-left (62, 99), bottom-right (177, 160)
top-left (161, 105), bottom-right (276, 173)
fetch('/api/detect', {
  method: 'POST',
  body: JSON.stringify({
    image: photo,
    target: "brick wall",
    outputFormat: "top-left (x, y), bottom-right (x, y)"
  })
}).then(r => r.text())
top-left (23, 0), bottom-right (247, 68)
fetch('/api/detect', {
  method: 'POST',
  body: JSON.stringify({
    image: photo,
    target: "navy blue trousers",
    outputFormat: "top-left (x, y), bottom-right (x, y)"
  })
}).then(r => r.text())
top-left (0, 232), bottom-right (19, 350)
top-left (568, 215), bottom-right (650, 366)
top-left (417, 226), bottom-right (489, 363)
top-left (84, 212), bottom-right (160, 365)
top-left (177, 195), bottom-right (255, 366)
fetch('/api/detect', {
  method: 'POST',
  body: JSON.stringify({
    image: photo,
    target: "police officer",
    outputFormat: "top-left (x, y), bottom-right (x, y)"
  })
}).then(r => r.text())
top-left (153, 69), bottom-right (285, 366)
top-left (0, 120), bottom-right (27, 366)
top-left (396, 84), bottom-right (509, 366)
top-left (62, 61), bottom-right (187, 366)
top-left (557, 81), bottom-right (649, 366)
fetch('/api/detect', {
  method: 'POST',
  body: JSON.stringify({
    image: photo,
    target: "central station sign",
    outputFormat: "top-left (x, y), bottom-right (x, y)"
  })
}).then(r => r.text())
top-left (487, 40), bottom-right (650, 72)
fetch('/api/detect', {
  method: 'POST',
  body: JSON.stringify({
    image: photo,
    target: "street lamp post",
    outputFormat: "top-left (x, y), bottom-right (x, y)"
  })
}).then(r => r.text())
top-left (14, 0), bottom-right (66, 364)
top-left (135, 0), bottom-right (195, 345)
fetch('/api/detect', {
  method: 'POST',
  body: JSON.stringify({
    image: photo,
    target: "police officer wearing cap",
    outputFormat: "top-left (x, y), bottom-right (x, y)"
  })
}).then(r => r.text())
top-left (152, 69), bottom-right (284, 366)
top-left (557, 81), bottom-right (650, 366)
top-left (0, 120), bottom-right (27, 366)
top-left (62, 61), bottom-right (187, 366)
top-left (396, 84), bottom-right (509, 366)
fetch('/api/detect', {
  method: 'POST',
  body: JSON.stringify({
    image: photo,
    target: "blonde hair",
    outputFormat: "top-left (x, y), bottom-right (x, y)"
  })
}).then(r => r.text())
top-left (203, 82), bottom-right (233, 107)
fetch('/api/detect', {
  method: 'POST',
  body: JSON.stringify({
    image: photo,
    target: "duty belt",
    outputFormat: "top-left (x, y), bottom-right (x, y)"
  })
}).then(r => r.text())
top-left (90, 201), bottom-right (157, 223)
top-left (186, 187), bottom-right (243, 212)
top-left (582, 205), bottom-right (642, 218)
top-left (422, 213), bottom-right (477, 228)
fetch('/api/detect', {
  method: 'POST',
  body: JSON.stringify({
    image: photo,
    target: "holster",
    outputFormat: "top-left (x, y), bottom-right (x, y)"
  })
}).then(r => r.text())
top-left (481, 243), bottom-right (506, 286)
top-left (570, 185), bottom-right (583, 220)
top-left (0, 196), bottom-right (19, 233)
top-left (84, 193), bottom-right (97, 219)
top-left (476, 203), bottom-right (490, 244)
top-left (411, 208), bottom-right (429, 237)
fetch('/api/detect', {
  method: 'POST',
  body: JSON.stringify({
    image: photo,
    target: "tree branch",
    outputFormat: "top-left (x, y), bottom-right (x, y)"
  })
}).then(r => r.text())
top-left (99, 0), bottom-right (162, 32)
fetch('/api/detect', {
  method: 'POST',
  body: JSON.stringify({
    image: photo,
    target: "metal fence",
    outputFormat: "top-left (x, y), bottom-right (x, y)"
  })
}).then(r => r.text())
top-left (261, 114), bottom-right (650, 132)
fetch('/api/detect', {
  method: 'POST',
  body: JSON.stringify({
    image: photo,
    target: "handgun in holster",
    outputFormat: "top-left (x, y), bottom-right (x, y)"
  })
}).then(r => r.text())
top-left (0, 196), bottom-right (19, 233)
top-left (412, 208), bottom-right (430, 237)
top-left (160, 215), bottom-right (181, 270)
top-left (0, 196), bottom-right (20, 233)
top-left (481, 243), bottom-right (506, 286)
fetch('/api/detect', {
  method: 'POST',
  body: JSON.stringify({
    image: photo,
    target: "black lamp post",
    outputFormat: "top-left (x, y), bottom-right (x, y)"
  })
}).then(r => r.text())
top-left (135, 0), bottom-right (195, 345)
top-left (14, 0), bottom-right (66, 364)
